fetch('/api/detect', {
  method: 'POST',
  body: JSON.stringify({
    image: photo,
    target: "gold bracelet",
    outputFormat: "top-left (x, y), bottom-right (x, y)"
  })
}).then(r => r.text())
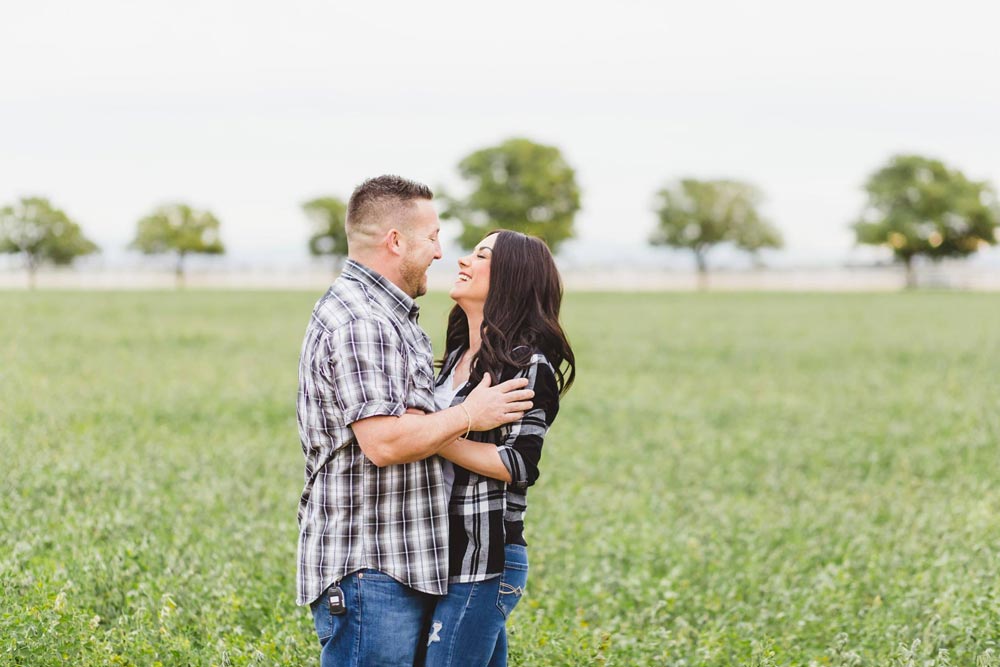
top-left (458, 404), bottom-right (472, 440)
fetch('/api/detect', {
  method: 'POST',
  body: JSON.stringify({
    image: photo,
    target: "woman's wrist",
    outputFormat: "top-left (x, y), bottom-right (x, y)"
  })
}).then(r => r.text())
top-left (458, 404), bottom-right (472, 439)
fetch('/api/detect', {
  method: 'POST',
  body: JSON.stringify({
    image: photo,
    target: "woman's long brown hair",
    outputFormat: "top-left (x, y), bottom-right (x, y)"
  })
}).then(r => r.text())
top-left (441, 230), bottom-right (575, 395)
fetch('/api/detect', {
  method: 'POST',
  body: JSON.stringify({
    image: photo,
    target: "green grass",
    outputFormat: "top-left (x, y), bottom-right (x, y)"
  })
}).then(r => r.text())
top-left (3, 290), bottom-right (1000, 666)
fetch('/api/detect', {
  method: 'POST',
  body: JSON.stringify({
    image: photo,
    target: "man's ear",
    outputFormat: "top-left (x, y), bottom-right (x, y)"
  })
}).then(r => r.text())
top-left (385, 227), bottom-right (406, 255)
top-left (385, 228), bottom-right (404, 257)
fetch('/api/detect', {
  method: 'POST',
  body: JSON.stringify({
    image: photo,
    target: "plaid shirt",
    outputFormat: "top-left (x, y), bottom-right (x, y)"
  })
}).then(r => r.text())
top-left (436, 347), bottom-right (561, 583)
top-left (295, 260), bottom-right (447, 605)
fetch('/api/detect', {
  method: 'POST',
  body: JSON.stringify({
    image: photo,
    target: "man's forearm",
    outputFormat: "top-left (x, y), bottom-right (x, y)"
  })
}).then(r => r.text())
top-left (352, 406), bottom-right (469, 467)
top-left (352, 374), bottom-right (534, 467)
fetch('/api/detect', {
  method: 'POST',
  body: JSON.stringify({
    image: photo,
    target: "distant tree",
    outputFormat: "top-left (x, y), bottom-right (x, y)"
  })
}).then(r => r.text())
top-left (0, 197), bottom-right (99, 289)
top-left (732, 209), bottom-right (784, 269)
top-left (441, 137), bottom-right (581, 252)
top-left (650, 179), bottom-right (781, 289)
top-left (853, 154), bottom-right (999, 288)
top-left (302, 196), bottom-right (348, 272)
top-left (130, 203), bottom-right (224, 288)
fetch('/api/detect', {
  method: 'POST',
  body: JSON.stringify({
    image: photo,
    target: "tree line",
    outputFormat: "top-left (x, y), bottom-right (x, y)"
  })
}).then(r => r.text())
top-left (2, 138), bottom-right (998, 289)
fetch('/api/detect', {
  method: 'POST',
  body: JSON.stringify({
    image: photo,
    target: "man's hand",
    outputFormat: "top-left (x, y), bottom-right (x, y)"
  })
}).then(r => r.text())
top-left (353, 376), bottom-right (532, 467)
top-left (462, 373), bottom-right (533, 431)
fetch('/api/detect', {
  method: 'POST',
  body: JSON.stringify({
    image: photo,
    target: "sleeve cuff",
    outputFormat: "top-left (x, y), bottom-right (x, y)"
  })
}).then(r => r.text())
top-left (343, 400), bottom-right (405, 426)
top-left (497, 444), bottom-right (529, 490)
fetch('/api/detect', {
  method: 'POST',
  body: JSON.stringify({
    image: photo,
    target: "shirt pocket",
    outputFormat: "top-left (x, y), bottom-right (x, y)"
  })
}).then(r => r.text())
top-left (405, 342), bottom-right (435, 392)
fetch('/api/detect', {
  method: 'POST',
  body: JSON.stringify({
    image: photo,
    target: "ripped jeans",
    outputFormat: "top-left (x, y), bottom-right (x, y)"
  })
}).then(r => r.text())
top-left (423, 544), bottom-right (529, 667)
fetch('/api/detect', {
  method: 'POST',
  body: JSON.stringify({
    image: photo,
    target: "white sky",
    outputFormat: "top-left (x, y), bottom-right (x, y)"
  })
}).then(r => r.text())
top-left (2, 0), bottom-right (999, 268)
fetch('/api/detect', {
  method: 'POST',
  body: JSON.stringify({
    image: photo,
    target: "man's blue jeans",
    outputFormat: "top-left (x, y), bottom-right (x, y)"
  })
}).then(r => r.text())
top-left (423, 545), bottom-right (529, 667)
top-left (310, 569), bottom-right (436, 667)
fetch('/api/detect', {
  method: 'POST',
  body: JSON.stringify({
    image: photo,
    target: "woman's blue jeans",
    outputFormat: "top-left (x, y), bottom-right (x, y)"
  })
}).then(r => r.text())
top-left (423, 544), bottom-right (529, 667)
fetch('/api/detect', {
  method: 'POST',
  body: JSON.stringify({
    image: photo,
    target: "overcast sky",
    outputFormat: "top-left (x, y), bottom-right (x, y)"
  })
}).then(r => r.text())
top-left (2, 0), bottom-right (999, 268)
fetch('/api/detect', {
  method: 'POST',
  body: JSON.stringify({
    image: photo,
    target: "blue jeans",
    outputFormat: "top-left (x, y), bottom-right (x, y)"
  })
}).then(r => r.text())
top-left (423, 545), bottom-right (529, 667)
top-left (310, 569), bottom-right (436, 667)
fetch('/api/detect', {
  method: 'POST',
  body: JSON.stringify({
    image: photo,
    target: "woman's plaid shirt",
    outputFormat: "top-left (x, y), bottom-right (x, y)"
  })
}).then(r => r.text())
top-left (436, 347), bottom-right (561, 583)
top-left (295, 260), bottom-right (447, 605)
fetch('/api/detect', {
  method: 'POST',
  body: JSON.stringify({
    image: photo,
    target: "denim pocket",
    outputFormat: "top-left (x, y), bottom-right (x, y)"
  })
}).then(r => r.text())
top-left (496, 545), bottom-right (529, 619)
top-left (310, 591), bottom-right (335, 642)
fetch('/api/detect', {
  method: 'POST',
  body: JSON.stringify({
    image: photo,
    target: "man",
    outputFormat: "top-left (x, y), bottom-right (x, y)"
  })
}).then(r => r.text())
top-left (296, 175), bottom-right (533, 666)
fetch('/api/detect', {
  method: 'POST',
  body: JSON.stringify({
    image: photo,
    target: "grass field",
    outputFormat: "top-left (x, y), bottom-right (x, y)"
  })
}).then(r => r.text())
top-left (2, 290), bottom-right (1000, 666)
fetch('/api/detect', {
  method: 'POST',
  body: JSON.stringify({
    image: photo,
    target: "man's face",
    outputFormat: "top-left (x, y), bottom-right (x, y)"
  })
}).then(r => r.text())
top-left (398, 199), bottom-right (442, 298)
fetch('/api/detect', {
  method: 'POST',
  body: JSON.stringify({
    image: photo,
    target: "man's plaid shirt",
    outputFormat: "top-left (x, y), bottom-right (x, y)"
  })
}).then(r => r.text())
top-left (295, 260), bottom-right (447, 605)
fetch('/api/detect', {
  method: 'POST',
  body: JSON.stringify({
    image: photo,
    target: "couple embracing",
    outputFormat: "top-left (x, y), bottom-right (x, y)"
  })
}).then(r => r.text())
top-left (295, 175), bottom-right (575, 666)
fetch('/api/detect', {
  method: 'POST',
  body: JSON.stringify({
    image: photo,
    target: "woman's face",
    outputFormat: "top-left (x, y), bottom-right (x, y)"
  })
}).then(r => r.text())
top-left (450, 233), bottom-right (498, 308)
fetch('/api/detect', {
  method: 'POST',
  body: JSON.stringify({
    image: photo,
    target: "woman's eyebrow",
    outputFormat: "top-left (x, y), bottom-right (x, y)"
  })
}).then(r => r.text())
top-left (476, 246), bottom-right (493, 254)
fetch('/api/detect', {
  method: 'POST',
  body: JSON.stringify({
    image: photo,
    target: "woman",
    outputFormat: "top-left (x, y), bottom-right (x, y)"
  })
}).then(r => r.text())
top-left (423, 230), bottom-right (576, 667)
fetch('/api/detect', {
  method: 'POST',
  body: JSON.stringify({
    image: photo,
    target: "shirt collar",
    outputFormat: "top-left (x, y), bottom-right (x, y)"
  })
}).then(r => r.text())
top-left (342, 259), bottom-right (421, 322)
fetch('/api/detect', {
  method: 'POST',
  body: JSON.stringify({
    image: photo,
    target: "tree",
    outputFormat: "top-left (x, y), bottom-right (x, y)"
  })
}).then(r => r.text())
top-left (130, 203), bottom-right (224, 288)
top-left (440, 137), bottom-right (581, 252)
top-left (732, 209), bottom-right (784, 269)
top-left (0, 197), bottom-right (99, 288)
top-left (650, 179), bottom-right (782, 289)
top-left (853, 154), bottom-right (999, 288)
top-left (302, 196), bottom-right (348, 272)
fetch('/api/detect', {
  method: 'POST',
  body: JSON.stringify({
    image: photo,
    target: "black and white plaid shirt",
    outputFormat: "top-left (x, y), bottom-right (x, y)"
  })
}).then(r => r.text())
top-left (436, 347), bottom-right (561, 583)
top-left (295, 260), bottom-right (447, 605)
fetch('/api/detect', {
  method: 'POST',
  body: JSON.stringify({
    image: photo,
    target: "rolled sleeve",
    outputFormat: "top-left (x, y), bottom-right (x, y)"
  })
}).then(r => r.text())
top-left (497, 443), bottom-right (533, 490)
top-left (496, 359), bottom-right (560, 490)
top-left (343, 400), bottom-right (406, 425)
top-left (328, 318), bottom-right (407, 425)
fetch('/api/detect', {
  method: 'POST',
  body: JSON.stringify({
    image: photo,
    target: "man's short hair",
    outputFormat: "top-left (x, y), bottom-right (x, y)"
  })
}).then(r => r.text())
top-left (346, 175), bottom-right (433, 247)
